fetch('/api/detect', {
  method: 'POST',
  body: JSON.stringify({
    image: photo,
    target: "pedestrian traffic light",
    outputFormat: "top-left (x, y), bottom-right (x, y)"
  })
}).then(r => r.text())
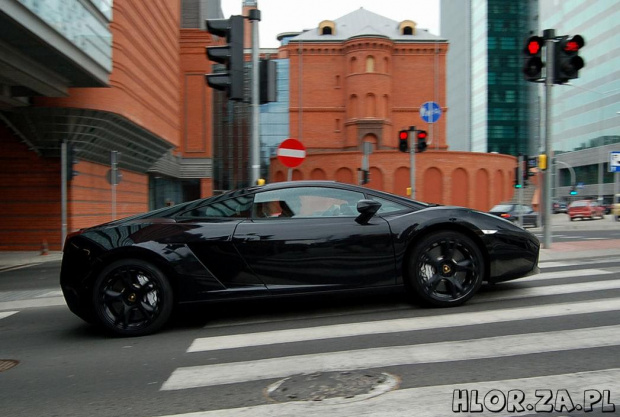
top-left (398, 130), bottom-right (409, 152)
top-left (522, 35), bottom-right (544, 82)
top-left (514, 167), bottom-right (522, 189)
top-left (522, 155), bottom-right (529, 187)
top-left (360, 169), bottom-right (370, 185)
top-left (205, 15), bottom-right (244, 101)
top-left (554, 35), bottom-right (585, 84)
top-left (416, 130), bottom-right (428, 152)
top-left (66, 142), bottom-right (79, 181)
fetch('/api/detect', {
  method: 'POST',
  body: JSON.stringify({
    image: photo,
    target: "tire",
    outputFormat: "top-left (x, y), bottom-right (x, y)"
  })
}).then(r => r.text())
top-left (406, 231), bottom-right (484, 307)
top-left (92, 259), bottom-right (173, 336)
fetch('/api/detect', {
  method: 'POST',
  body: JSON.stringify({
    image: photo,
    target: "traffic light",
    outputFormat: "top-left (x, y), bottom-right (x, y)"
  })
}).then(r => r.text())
top-left (416, 130), bottom-right (428, 152)
top-left (360, 169), bottom-right (370, 185)
top-left (570, 185), bottom-right (578, 195)
top-left (514, 167), bottom-right (522, 189)
top-left (66, 143), bottom-right (79, 181)
top-left (522, 35), bottom-right (544, 82)
top-left (260, 59), bottom-right (277, 104)
top-left (554, 35), bottom-right (585, 84)
top-left (538, 153), bottom-right (547, 170)
top-left (398, 130), bottom-right (409, 152)
top-left (205, 15), bottom-right (244, 101)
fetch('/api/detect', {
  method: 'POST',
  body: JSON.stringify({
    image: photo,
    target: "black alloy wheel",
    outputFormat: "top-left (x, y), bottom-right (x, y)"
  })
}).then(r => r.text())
top-left (93, 259), bottom-right (173, 336)
top-left (407, 231), bottom-right (484, 307)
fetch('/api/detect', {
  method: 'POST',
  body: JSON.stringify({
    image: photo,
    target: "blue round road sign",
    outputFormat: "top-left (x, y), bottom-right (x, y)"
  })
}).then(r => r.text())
top-left (420, 101), bottom-right (442, 123)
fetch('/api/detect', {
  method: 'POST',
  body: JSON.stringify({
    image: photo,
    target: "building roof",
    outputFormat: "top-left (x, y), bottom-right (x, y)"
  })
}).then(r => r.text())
top-left (288, 7), bottom-right (446, 43)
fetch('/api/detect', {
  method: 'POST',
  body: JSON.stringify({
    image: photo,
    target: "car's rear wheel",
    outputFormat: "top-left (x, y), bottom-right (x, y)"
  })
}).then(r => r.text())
top-left (92, 259), bottom-right (173, 336)
top-left (406, 231), bottom-right (484, 307)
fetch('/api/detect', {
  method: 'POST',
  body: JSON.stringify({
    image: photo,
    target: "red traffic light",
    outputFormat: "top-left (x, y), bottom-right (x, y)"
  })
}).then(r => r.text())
top-left (527, 40), bottom-right (540, 55)
top-left (416, 131), bottom-right (428, 140)
top-left (562, 35), bottom-right (584, 53)
top-left (399, 130), bottom-right (409, 140)
top-left (524, 36), bottom-right (543, 56)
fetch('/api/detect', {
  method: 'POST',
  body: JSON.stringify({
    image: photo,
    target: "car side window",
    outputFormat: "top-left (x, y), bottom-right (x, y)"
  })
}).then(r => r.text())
top-left (253, 187), bottom-right (364, 218)
top-left (370, 196), bottom-right (409, 214)
top-left (178, 195), bottom-right (253, 218)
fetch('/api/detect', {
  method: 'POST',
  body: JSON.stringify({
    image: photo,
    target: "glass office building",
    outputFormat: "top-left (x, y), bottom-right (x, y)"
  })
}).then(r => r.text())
top-left (442, 0), bottom-right (537, 156)
top-left (540, 0), bottom-right (620, 202)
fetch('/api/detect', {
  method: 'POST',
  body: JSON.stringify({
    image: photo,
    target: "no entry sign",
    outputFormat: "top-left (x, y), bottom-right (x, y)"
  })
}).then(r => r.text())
top-left (277, 138), bottom-right (306, 168)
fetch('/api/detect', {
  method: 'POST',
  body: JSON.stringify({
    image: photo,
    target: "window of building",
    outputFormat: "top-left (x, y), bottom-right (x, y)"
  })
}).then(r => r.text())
top-left (366, 56), bottom-right (375, 72)
top-left (319, 20), bottom-right (336, 36)
top-left (399, 20), bottom-right (416, 36)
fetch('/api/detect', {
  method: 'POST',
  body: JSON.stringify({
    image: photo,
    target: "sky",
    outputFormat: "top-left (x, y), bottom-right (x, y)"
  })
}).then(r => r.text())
top-left (220, 0), bottom-right (440, 48)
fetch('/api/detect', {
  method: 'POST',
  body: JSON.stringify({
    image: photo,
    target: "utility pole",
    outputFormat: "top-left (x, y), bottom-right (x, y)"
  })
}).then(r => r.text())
top-left (542, 29), bottom-right (555, 249)
top-left (408, 125), bottom-right (416, 199)
top-left (249, 9), bottom-right (261, 185)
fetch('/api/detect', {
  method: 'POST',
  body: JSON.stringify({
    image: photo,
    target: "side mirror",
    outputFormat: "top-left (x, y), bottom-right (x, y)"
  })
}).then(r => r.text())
top-left (356, 199), bottom-right (382, 224)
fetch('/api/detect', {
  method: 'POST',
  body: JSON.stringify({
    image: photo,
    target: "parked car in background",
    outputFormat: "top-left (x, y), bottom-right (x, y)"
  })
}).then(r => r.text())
top-left (488, 204), bottom-right (539, 228)
top-left (567, 200), bottom-right (605, 221)
top-left (552, 201), bottom-right (568, 214)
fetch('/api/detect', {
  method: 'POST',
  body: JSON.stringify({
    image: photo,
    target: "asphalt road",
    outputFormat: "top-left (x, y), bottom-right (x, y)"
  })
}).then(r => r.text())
top-left (1, 234), bottom-right (620, 416)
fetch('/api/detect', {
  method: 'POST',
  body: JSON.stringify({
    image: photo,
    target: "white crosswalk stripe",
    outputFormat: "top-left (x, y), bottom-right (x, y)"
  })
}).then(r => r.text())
top-left (164, 325), bottom-right (620, 390)
top-left (187, 298), bottom-right (620, 353)
top-left (158, 368), bottom-right (620, 417)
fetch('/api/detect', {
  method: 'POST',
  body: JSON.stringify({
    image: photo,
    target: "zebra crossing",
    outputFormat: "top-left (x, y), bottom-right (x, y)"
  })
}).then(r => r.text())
top-left (153, 257), bottom-right (620, 417)
top-left (1, 258), bottom-right (619, 416)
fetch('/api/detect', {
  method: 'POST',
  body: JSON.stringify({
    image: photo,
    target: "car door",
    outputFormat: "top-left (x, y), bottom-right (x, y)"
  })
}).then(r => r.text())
top-left (174, 192), bottom-right (268, 296)
top-left (232, 186), bottom-right (397, 293)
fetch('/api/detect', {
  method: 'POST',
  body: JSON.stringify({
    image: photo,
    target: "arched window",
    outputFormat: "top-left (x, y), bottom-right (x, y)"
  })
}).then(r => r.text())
top-left (349, 57), bottom-right (357, 73)
top-left (319, 20), bottom-right (336, 36)
top-left (399, 20), bottom-right (416, 36)
top-left (366, 56), bottom-right (375, 72)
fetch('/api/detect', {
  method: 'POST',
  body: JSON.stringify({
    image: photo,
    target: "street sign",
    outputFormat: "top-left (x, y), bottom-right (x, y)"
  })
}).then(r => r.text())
top-left (420, 101), bottom-right (442, 123)
top-left (277, 138), bottom-right (306, 168)
top-left (610, 151), bottom-right (620, 173)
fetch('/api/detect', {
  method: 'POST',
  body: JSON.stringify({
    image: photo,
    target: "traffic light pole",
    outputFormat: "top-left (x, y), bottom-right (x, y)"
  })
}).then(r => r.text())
top-left (61, 140), bottom-right (67, 249)
top-left (409, 125), bottom-right (416, 199)
top-left (517, 154), bottom-right (524, 228)
top-left (542, 29), bottom-right (555, 249)
top-left (249, 9), bottom-right (261, 185)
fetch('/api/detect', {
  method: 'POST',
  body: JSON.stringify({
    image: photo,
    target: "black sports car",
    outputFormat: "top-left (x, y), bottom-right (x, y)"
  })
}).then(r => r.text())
top-left (60, 181), bottom-right (540, 336)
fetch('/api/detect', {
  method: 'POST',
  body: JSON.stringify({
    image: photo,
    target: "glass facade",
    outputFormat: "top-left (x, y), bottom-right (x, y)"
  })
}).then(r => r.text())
top-left (540, 0), bottom-right (620, 201)
top-left (260, 59), bottom-right (290, 180)
top-left (17, 0), bottom-right (113, 71)
top-left (446, 0), bottom-right (536, 156)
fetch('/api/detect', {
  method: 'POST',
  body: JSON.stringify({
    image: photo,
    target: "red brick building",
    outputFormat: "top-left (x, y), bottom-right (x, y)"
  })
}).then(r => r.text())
top-left (270, 8), bottom-right (517, 209)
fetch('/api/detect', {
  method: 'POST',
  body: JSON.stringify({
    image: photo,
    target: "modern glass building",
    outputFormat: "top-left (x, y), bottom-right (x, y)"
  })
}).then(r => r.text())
top-left (540, 0), bottom-right (620, 203)
top-left (442, 0), bottom-right (537, 156)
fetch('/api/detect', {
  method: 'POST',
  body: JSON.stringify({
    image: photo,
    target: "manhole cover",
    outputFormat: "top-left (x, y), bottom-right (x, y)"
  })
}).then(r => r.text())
top-left (267, 370), bottom-right (399, 403)
top-left (0, 360), bottom-right (19, 372)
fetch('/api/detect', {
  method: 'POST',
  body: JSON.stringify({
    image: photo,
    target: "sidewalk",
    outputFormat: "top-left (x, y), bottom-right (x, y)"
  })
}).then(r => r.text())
top-left (0, 251), bottom-right (63, 271)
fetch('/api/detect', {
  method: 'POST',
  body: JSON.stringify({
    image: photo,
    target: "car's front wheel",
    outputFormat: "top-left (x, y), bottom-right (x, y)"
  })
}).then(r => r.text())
top-left (406, 231), bottom-right (484, 307)
top-left (92, 259), bottom-right (173, 336)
